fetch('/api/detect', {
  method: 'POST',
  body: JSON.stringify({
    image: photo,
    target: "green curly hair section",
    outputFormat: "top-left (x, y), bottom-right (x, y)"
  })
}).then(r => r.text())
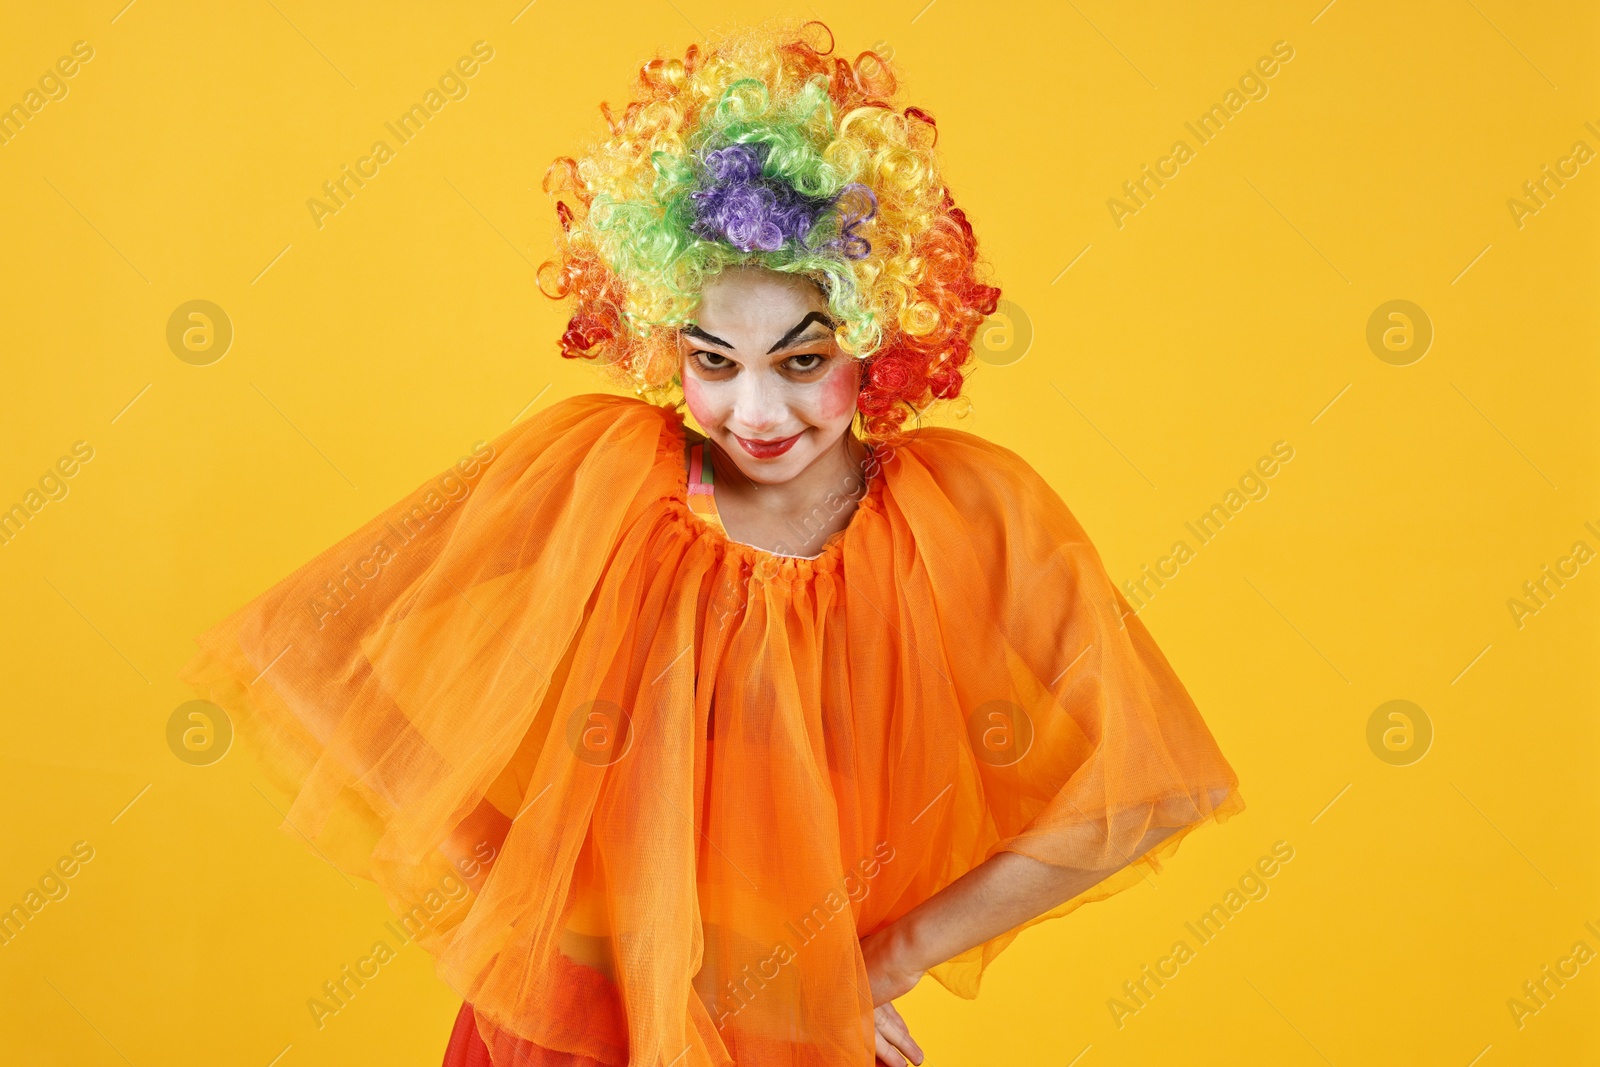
top-left (586, 74), bottom-right (883, 358)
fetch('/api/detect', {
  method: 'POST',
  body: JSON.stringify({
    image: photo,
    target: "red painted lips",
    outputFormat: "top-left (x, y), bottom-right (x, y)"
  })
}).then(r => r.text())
top-left (733, 431), bottom-right (803, 459)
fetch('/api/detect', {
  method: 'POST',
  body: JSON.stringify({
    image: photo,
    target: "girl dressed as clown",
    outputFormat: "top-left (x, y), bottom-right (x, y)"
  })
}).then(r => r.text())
top-left (182, 19), bottom-right (1243, 1067)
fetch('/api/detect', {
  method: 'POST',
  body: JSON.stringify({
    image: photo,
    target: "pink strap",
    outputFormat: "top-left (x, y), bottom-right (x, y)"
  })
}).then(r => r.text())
top-left (687, 442), bottom-right (714, 497)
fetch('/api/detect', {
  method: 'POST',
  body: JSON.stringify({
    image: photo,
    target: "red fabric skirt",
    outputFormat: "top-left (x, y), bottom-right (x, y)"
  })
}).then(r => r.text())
top-left (441, 1002), bottom-right (492, 1067)
top-left (442, 1002), bottom-right (615, 1066)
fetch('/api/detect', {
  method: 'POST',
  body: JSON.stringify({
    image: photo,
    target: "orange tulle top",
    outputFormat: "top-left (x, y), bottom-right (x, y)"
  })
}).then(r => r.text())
top-left (178, 393), bottom-right (1243, 1066)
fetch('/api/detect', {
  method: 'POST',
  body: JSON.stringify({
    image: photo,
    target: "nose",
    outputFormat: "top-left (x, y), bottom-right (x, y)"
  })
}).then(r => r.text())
top-left (729, 371), bottom-right (787, 436)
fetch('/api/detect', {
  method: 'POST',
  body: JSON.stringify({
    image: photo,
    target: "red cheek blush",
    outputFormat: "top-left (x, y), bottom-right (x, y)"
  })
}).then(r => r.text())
top-left (817, 360), bottom-right (862, 422)
top-left (682, 376), bottom-right (715, 429)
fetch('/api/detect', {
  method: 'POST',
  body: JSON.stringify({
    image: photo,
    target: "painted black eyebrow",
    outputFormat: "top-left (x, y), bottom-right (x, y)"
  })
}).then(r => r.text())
top-left (681, 312), bottom-right (836, 355)
top-left (764, 311), bottom-right (836, 355)
top-left (681, 324), bottom-right (732, 348)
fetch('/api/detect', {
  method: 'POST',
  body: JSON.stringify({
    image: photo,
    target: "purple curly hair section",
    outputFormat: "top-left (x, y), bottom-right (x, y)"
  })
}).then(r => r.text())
top-left (687, 142), bottom-right (878, 261)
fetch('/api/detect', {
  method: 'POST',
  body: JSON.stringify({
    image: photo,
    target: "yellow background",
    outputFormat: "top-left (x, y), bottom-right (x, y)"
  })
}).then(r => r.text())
top-left (1, 0), bottom-right (1595, 1064)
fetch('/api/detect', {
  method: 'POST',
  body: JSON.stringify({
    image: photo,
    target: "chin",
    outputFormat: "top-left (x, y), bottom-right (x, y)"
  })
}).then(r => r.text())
top-left (741, 457), bottom-right (809, 485)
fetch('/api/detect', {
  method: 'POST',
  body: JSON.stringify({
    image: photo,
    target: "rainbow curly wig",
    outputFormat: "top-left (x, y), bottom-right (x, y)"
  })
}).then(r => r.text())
top-left (536, 20), bottom-right (1002, 440)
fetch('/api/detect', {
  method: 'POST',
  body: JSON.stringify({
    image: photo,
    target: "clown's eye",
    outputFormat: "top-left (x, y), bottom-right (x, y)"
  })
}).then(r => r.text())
top-left (690, 350), bottom-right (734, 372)
top-left (786, 352), bottom-right (826, 373)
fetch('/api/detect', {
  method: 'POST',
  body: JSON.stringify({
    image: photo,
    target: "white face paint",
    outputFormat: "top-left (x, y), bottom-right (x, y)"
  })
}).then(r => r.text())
top-left (679, 266), bottom-right (863, 486)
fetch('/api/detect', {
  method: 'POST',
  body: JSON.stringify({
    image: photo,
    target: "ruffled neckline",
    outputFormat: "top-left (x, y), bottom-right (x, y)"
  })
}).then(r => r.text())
top-left (654, 402), bottom-right (887, 579)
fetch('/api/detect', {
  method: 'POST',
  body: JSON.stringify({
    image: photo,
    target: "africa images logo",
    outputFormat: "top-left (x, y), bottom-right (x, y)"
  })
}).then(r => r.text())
top-left (1106, 41), bottom-right (1296, 229)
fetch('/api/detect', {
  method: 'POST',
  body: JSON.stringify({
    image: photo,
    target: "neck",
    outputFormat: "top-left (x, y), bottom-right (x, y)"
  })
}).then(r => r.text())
top-left (707, 431), bottom-right (873, 540)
